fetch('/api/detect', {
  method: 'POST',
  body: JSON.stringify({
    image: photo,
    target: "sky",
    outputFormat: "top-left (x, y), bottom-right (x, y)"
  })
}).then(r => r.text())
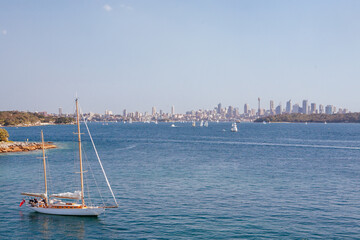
top-left (1, 0), bottom-right (360, 114)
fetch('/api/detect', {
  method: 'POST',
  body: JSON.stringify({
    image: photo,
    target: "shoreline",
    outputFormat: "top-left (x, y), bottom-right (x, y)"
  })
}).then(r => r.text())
top-left (0, 141), bottom-right (57, 153)
top-left (0, 123), bottom-right (73, 128)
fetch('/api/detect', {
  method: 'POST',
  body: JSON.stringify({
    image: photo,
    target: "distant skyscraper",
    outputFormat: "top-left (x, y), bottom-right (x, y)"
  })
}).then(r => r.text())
top-left (217, 103), bottom-right (222, 114)
top-left (311, 103), bottom-right (316, 114)
top-left (302, 100), bottom-right (308, 114)
top-left (152, 106), bottom-right (156, 116)
top-left (293, 104), bottom-right (300, 113)
top-left (234, 108), bottom-right (239, 117)
top-left (258, 97), bottom-right (261, 115)
top-left (270, 100), bottom-right (274, 115)
top-left (319, 104), bottom-right (324, 114)
top-left (275, 103), bottom-right (282, 115)
top-left (171, 105), bottom-right (175, 115)
top-left (325, 105), bottom-right (334, 114)
top-left (244, 104), bottom-right (249, 114)
top-left (123, 109), bottom-right (127, 117)
top-left (58, 107), bottom-right (63, 116)
top-left (227, 106), bottom-right (233, 117)
top-left (286, 100), bottom-right (292, 113)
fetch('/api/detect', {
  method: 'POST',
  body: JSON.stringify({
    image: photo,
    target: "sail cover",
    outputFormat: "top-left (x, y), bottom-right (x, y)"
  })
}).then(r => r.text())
top-left (50, 191), bottom-right (82, 200)
top-left (21, 192), bottom-right (46, 198)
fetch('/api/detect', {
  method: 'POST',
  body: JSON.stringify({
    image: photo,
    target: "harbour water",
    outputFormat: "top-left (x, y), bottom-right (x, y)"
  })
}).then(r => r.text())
top-left (1, 122), bottom-right (360, 239)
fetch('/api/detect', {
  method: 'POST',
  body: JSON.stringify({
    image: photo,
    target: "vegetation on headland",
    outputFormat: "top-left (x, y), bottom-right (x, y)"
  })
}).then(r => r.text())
top-left (0, 111), bottom-right (74, 127)
top-left (255, 113), bottom-right (360, 123)
top-left (0, 128), bottom-right (9, 141)
top-left (0, 123), bottom-right (57, 153)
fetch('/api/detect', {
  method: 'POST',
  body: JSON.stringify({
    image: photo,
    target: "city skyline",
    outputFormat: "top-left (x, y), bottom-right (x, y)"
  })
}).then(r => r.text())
top-left (34, 97), bottom-right (350, 118)
top-left (1, 1), bottom-right (360, 113)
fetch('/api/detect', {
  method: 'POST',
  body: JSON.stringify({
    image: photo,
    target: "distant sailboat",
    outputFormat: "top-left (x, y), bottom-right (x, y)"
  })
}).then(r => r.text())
top-left (20, 99), bottom-right (118, 216)
top-left (231, 122), bottom-right (238, 132)
top-left (200, 120), bottom-right (204, 127)
top-left (192, 121), bottom-right (196, 127)
top-left (171, 123), bottom-right (176, 127)
top-left (204, 121), bottom-right (209, 127)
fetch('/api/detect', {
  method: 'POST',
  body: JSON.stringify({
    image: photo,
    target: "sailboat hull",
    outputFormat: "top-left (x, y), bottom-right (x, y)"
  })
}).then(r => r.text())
top-left (31, 206), bottom-right (105, 216)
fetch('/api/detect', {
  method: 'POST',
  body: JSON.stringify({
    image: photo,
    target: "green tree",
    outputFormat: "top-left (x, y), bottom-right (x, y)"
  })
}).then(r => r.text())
top-left (0, 128), bottom-right (9, 142)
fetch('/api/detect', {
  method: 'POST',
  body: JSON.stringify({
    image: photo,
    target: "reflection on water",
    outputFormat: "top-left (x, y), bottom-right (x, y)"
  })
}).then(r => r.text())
top-left (25, 212), bottom-right (101, 239)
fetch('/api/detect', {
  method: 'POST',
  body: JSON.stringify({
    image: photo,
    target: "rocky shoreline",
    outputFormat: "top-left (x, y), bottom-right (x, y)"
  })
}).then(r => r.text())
top-left (0, 141), bottom-right (56, 153)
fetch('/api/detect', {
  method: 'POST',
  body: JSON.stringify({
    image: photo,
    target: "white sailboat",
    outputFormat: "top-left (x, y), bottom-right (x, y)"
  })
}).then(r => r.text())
top-left (200, 120), bottom-right (204, 127)
top-left (231, 122), bottom-right (238, 132)
top-left (192, 121), bottom-right (196, 127)
top-left (204, 121), bottom-right (209, 127)
top-left (20, 99), bottom-right (118, 216)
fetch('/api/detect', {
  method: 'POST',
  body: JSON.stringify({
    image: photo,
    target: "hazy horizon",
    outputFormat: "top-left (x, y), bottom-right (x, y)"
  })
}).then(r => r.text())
top-left (1, 1), bottom-right (359, 114)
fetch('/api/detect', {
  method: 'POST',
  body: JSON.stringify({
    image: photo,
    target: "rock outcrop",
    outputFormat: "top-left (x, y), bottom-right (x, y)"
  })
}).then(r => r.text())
top-left (0, 141), bottom-right (56, 153)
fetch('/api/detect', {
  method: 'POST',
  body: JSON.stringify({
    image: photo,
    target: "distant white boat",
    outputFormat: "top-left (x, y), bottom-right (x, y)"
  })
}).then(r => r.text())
top-left (171, 123), bottom-right (176, 127)
top-left (200, 120), bottom-right (204, 127)
top-left (204, 121), bottom-right (209, 127)
top-left (263, 121), bottom-right (266, 124)
top-left (192, 121), bottom-right (196, 127)
top-left (324, 121), bottom-right (327, 124)
top-left (129, 118), bottom-right (133, 124)
top-left (231, 122), bottom-right (238, 132)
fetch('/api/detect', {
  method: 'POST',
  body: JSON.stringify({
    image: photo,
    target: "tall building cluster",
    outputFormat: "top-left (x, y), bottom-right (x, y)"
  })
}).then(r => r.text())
top-left (76, 98), bottom-right (350, 123)
top-left (242, 99), bottom-right (348, 117)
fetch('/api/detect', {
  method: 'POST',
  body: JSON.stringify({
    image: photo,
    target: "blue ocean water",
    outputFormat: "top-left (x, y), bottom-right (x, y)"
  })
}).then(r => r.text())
top-left (1, 122), bottom-right (360, 239)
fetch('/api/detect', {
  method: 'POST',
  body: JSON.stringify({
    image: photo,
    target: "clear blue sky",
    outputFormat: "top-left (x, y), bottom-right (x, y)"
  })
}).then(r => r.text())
top-left (1, 0), bottom-right (359, 114)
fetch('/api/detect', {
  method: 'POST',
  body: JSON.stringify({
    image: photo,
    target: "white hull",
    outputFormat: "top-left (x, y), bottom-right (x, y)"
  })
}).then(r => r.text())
top-left (31, 206), bottom-right (105, 216)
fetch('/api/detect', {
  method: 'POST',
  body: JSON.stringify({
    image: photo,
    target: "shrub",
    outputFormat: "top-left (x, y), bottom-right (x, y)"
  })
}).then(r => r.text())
top-left (0, 128), bottom-right (9, 142)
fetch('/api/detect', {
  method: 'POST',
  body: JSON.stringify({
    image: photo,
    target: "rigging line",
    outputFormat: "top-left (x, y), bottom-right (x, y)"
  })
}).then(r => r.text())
top-left (73, 129), bottom-right (78, 193)
top-left (37, 154), bottom-right (42, 194)
top-left (46, 151), bottom-right (52, 197)
top-left (83, 146), bottom-right (100, 207)
top-left (82, 142), bottom-right (106, 207)
top-left (83, 161), bottom-right (92, 207)
top-left (80, 108), bottom-right (118, 206)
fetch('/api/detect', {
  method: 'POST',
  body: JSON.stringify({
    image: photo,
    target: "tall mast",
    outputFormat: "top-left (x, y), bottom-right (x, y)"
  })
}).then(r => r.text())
top-left (76, 98), bottom-right (85, 207)
top-left (41, 130), bottom-right (48, 206)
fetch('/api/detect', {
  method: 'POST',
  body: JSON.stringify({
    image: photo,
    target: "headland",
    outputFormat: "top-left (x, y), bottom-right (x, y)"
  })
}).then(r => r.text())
top-left (0, 141), bottom-right (56, 153)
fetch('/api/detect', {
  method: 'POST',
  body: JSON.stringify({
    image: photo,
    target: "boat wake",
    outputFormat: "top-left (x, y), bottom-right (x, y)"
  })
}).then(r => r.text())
top-left (115, 144), bottom-right (137, 151)
top-left (126, 138), bottom-right (360, 151)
